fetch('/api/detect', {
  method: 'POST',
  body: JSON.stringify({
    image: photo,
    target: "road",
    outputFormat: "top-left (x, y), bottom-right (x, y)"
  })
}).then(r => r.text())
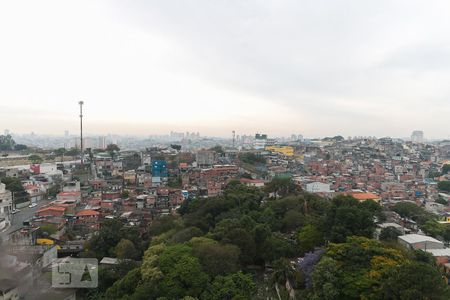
top-left (1, 200), bottom-right (50, 240)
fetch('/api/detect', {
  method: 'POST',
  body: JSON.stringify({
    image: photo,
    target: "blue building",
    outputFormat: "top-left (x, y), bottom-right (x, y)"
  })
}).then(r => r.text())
top-left (152, 160), bottom-right (168, 177)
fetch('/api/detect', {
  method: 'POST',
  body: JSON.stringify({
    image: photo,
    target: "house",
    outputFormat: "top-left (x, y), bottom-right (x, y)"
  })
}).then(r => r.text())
top-left (347, 192), bottom-right (381, 203)
top-left (36, 206), bottom-right (66, 218)
top-left (398, 234), bottom-right (444, 250)
top-left (57, 191), bottom-right (81, 203)
top-left (425, 248), bottom-right (450, 265)
top-left (306, 182), bottom-right (331, 193)
top-left (240, 178), bottom-right (265, 188)
top-left (76, 209), bottom-right (100, 230)
top-left (24, 184), bottom-right (45, 203)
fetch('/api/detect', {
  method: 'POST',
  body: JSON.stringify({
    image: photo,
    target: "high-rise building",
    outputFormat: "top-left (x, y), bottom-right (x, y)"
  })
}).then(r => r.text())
top-left (98, 136), bottom-right (106, 149)
top-left (411, 131), bottom-right (424, 143)
top-left (254, 133), bottom-right (268, 150)
top-left (196, 150), bottom-right (216, 166)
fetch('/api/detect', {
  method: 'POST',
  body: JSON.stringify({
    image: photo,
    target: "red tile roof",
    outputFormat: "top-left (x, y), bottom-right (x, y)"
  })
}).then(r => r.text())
top-left (58, 191), bottom-right (81, 196)
top-left (76, 209), bottom-right (100, 217)
top-left (348, 192), bottom-right (380, 201)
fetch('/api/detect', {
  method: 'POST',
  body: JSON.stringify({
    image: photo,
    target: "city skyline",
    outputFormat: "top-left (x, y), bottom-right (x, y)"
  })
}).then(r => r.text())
top-left (1, 1), bottom-right (450, 138)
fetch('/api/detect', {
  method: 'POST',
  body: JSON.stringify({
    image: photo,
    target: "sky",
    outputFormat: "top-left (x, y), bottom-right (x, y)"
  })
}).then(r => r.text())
top-left (1, 0), bottom-right (450, 139)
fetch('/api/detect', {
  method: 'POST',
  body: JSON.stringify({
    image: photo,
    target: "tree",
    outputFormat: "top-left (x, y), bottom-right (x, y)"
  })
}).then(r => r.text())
top-left (54, 148), bottom-right (66, 162)
top-left (442, 164), bottom-right (450, 175)
top-left (209, 145), bottom-right (224, 155)
top-left (40, 224), bottom-right (57, 235)
top-left (123, 153), bottom-right (142, 171)
top-left (47, 185), bottom-right (60, 198)
top-left (321, 236), bottom-right (408, 299)
top-left (1, 177), bottom-right (28, 204)
top-left (264, 178), bottom-right (297, 197)
top-left (84, 219), bottom-right (124, 259)
top-left (381, 262), bottom-right (450, 300)
top-left (0, 177), bottom-right (24, 193)
top-left (28, 154), bottom-right (43, 164)
top-left (115, 239), bottom-right (138, 260)
top-left (201, 272), bottom-right (256, 300)
top-left (325, 196), bottom-right (377, 243)
top-left (122, 190), bottom-right (130, 198)
top-left (239, 152), bottom-right (265, 165)
top-left (191, 238), bottom-right (240, 277)
top-left (309, 257), bottom-right (340, 300)
top-left (148, 215), bottom-right (180, 237)
top-left (65, 148), bottom-right (79, 159)
top-left (14, 144), bottom-right (27, 151)
top-left (438, 181), bottom-right (450, 192)
top-left (106, 144), bottom-right (120, 160)
top-left (379, 227), bottom-right (402, 241)
top-left (297, 224), bottom-right (323, 255)
top-left (271, 258), bottom-right (298, 287)
top-left (0, 134), bottom-right (16, 151)
top-left (393, 202), bottom-right (435, 226)
top-left (169, 227), bottom-right (203, 244)
top-left (158, 244), bottom-right (209, 298)
top-left (170, 144), bottom-right (182, 151)
top-left (422, 220), bottom-right (445, 238)
top-left (436, 196), bottom-right (448, 206)
top-left (105, 267), bottom-right (142, 299)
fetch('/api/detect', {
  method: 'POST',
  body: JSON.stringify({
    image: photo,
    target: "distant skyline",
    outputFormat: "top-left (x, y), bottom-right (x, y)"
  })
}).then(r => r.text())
top-left (3, 128), bottom-right (441, 141)
top-left (1, 1), bottom-right (450, 139)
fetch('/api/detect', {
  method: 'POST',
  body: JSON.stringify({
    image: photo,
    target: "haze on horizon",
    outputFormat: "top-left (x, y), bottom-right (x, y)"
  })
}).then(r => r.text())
top-left (1, 0), bottom-right (450, 139)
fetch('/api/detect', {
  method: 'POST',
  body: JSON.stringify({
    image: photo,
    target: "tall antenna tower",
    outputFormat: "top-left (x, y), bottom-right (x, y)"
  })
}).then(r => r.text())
top-left (79, 101), bottom-right (84, 166)
top-left (232, 130), bottom-right (236, 148)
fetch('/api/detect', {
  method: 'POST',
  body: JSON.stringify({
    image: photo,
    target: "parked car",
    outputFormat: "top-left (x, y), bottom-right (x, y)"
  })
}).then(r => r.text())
top-left (11, 209), bottom-right (21, 214)
top-left (28, 203), bottom-right (38, 208)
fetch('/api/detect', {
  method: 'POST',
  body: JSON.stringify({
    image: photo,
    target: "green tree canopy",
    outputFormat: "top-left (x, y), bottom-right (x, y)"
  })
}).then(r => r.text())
top-left (28, 154), bottom-right (43, 164)
top-left (438, 181), bottom-right (450, 192)
top-left (0, 134), bottom-right (16, 151)
top-left (201, 272), bottom-right (256, 300)
top-left (297, 224), bottom-right (324, 255)
top-left (381, 262), bottom-right (450, 300)
top-left (379, 226), bottom-right (402, 241)
top-left (325, 196), bottom-right (378, 243)
top-left (115, 239), bottom-right (138, 260)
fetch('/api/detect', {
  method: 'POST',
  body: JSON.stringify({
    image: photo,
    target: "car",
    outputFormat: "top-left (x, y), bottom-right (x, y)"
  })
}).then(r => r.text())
top-left (28, 203), bottom-right (38, 208)
top-left (11, 209), bottom-right (21, 214)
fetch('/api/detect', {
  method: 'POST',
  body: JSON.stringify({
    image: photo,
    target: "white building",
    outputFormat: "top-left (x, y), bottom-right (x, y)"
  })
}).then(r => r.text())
top-left (411, 130), bottom-right (424, 143)
top-left (398, 234), bottom-right (444, 250)
top-left (0, 183), bottom-right (13, 230)
top-left (306, 182), bottom-right (331, 193)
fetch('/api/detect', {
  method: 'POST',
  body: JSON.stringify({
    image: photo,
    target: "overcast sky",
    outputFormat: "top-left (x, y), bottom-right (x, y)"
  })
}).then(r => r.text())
top-left (1, 0), bottom-right (450, 139)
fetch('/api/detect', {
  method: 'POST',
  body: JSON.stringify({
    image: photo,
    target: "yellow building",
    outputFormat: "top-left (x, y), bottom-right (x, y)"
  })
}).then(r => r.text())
top-left (265, 146), bottom-right (295, 157)
top-left (37, 238), bottom-right (54, 245)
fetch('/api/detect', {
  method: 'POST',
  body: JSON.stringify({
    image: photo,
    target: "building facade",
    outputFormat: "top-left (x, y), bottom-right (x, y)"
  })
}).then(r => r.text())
top-left (0, 183), bottom-right (13, 230)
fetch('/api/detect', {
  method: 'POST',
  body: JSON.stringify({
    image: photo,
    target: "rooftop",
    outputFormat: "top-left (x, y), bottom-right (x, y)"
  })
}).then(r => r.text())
top-left (76, 209), bottom-right (100, 216)
top-left (348, 192), bottom-right (380, 200)
top-left (425, 248), bottom-right (450, 257)
top-left (398, 234), bottom-right (442, 244)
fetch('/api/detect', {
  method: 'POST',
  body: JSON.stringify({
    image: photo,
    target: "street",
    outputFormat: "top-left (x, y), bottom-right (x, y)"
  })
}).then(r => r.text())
top-left (1, 200), bottom-right (50, 240)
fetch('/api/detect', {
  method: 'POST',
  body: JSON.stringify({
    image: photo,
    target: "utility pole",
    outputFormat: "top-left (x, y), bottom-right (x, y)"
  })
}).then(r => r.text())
top-left (79, 101), bottom-right (84, 166)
